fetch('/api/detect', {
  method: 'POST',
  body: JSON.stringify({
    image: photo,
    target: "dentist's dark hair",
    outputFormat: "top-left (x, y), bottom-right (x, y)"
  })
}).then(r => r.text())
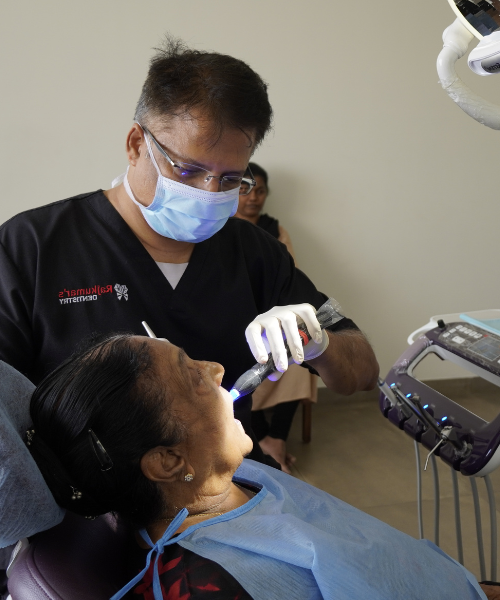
top-left (134, 35), bottom-right (273, 147)
top-left (28, 334), bottom-right (185, 527)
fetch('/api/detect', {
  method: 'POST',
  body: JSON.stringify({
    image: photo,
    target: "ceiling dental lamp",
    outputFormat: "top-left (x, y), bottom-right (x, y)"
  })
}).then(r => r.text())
top-left (439, 0), bottom-right (500, 128)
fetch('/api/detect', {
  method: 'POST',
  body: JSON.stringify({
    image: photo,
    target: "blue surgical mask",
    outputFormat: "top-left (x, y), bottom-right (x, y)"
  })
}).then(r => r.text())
top-left (120, 135), bottom-right (239, 243)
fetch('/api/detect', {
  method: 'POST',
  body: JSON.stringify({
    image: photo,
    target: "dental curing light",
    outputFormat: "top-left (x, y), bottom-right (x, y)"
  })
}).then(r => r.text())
top-left (438, 1), bottom-right (500, 128)
top-left (230, 298), bottom-right (344, 401)
top-left (229, 389), bottom-right (241, 401)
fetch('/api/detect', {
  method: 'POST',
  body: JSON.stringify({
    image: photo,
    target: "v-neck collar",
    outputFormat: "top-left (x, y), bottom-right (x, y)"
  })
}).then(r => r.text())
top-left (85, 190), bottom-right (212, 302)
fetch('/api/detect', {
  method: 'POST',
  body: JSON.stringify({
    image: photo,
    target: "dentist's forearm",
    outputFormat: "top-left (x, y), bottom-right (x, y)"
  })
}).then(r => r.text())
top-left (308, 330), bottom-right (379, 395)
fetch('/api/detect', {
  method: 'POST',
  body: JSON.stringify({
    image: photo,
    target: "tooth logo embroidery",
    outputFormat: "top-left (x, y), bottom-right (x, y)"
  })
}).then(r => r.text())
top-left (114, 284), bottom-right (129, 301)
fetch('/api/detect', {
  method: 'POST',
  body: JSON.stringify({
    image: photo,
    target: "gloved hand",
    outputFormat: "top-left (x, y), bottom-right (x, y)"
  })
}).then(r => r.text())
top-left (245, 304), bottom-right (329, 377)
top-left (266, 330), bottom-right (330, 381)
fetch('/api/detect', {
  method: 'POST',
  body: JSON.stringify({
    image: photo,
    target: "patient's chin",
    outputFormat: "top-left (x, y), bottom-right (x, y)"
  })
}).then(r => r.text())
top-left (237, 429), bottom-right (253, 456)
top-left (243, 435), bottom-right (253, 455)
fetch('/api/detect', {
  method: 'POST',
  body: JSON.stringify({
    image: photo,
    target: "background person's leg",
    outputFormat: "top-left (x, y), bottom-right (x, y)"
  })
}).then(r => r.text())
top-left (268, 400), bottom-right (300, 441)
top-left (251, 409), bottom-right (269, 441)
top-left (258, 400), bottom-right (301, 474)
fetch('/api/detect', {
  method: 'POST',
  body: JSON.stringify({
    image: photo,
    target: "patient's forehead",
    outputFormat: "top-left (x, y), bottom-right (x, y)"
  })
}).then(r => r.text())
top-left (133, 335), bottom-right (177, 354)
top-left (139, 337), bottom-right (192, 397)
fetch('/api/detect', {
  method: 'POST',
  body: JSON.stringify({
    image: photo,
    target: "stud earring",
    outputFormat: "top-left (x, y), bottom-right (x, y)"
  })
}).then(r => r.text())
top-left (184, 473), bottom-right (194, 482)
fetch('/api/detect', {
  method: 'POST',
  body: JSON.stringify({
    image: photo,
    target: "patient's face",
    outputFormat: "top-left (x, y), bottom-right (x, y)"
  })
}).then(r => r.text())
top-left (147, 337), bottom-right (253, 473)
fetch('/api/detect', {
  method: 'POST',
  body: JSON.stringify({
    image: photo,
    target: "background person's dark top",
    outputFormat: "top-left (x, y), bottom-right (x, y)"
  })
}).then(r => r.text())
top-left (256, 214), bottom-right (279, 239)
top-left (0, 191), bottom-right (356, 464)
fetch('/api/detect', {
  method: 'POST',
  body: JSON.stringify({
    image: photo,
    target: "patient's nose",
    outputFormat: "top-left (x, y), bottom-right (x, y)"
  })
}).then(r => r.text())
top-left (202, 361), bottom-right (224, 386)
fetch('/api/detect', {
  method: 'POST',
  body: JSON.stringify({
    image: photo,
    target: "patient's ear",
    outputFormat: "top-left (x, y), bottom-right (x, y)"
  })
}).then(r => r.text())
top-left (140, 446), bottom-right (186, 483)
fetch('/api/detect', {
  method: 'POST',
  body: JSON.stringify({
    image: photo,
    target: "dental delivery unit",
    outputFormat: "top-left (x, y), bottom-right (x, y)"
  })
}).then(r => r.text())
top-left (379, 311), bottom-right (500, 581)
top-left (379, 316), bottom-right (500, 478)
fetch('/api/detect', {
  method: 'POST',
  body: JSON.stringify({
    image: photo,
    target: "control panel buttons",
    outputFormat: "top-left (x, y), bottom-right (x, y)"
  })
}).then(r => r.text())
top-left (435, 322), bottom-right (500, 374)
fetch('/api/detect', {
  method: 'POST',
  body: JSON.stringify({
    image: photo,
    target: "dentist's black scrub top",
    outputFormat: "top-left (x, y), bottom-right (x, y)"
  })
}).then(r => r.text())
top-left (0, 191), bottom-right (356, 464)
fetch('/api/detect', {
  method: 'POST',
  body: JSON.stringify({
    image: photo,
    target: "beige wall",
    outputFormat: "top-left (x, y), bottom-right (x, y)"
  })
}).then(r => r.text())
top-left (2, 0), bottom-right (499, 380)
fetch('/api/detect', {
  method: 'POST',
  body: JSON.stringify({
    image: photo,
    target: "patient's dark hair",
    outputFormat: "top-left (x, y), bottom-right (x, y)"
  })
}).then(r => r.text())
top-left (28, 334), bottom-right (184, 528)
top-left (134, 35), bottom-right (273, 147)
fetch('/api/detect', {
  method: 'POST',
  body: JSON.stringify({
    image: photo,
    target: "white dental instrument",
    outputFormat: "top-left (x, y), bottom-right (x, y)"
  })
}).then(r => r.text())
top-left (141, 321), bottom-right (157, 338)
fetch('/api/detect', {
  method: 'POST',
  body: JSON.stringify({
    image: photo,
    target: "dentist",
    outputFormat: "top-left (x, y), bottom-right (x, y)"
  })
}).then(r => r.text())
top-left (0, 37), bottom-right (378, 466)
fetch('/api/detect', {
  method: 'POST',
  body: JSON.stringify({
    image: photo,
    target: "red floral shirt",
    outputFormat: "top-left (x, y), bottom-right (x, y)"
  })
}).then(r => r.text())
top-left (126, 542), bottom-right (253, 600)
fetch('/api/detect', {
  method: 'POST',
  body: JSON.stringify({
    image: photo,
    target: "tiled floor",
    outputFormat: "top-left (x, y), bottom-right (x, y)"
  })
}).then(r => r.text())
top-left (285, 378), bottom-right (500, 582)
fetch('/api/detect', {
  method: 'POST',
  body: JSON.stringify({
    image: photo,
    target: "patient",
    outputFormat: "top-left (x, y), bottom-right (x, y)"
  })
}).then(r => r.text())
top-left (27, 334), bottom-right (491, 599)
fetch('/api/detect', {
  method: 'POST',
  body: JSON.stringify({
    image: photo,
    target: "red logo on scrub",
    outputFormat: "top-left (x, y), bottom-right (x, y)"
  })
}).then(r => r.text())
top-left (58, 285), bottom-right (113, 299)
top-left (58, 284), bottom-right (116, 305)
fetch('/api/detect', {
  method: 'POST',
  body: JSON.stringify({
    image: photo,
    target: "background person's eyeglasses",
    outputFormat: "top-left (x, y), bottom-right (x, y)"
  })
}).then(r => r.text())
top-left (142, 126), bottom-right (256, 195)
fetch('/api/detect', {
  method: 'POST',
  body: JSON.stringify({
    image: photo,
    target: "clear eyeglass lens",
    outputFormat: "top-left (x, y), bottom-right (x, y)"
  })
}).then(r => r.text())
top-left (170, 161), bottom-right (248, 193)
top-left (239, 182), bottom-right (251, 196)
top-left (238, 179), bottom-right (255, 196)
top-left (221, 176), bottom-right (244, 192)
top-left (172, 164), bottom-right (206, 183)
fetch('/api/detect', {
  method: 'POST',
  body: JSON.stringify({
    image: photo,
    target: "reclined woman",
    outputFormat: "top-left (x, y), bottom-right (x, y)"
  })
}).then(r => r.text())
top-left (27, 334), bottom-right (489, 599)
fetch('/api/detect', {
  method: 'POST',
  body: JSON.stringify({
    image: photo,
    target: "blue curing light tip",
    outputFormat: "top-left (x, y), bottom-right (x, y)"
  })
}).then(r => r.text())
top-left (441, 416), bottom-right (448, 422)
top-left (229, 389), bottom-right (240, 401)
top-left (423, 404), bottom-right (429, 409)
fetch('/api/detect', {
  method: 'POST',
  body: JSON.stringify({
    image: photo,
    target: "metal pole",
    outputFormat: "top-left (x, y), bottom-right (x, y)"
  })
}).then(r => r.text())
top-left (430, 454), bottom-right (440, 546)
top-left (415, 441), bottom-right (424, 539)
top-left (485, 475), bottom-right (497, 581)
top-left (470, 477), bottom-right (486, 582)
top-left (451, 468), bottom-right (464, 565)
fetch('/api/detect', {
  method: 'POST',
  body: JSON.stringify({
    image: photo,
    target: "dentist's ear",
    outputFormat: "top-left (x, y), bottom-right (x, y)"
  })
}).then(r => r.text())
top-left (126, 124), bottom-right (147, 167)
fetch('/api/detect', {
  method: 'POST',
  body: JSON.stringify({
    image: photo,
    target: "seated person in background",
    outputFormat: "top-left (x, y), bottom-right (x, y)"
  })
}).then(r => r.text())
top-left (28, 334), bottom-right (489, 600)
top-left (235, 162), bottom-right (316, 473)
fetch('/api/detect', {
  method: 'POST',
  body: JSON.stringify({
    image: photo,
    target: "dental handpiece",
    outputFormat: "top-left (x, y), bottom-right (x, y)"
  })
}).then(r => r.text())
top-left (229, 298), bottom-right (344, 401)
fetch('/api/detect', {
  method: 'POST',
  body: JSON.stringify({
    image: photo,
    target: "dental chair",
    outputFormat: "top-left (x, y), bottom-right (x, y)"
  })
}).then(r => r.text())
top-left (0, 356), bottom-right (131, 600)
top-left (7, 512), bottom-right (130, 600)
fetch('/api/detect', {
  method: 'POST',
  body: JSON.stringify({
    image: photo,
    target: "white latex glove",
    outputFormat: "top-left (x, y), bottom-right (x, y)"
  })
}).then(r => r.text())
top-left (245, 304), bottom-right (328, 374)
top-left (266, 330), bottom-right (330, 380)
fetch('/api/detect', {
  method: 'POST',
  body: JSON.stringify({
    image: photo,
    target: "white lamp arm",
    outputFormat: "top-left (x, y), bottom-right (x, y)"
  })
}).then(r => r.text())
top-left (437, 18), bottom-right (500, 129)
